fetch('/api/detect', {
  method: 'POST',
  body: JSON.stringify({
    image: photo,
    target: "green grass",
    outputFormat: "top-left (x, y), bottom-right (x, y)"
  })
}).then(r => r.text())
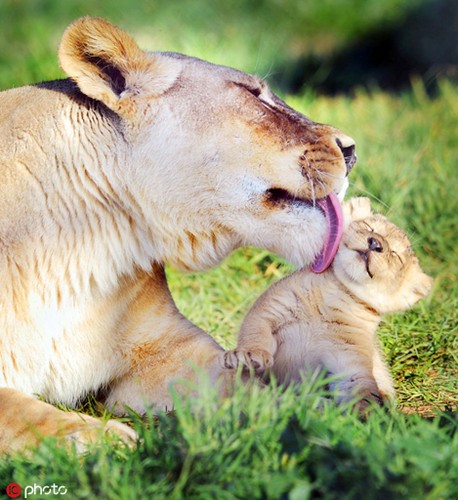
top-left (0, 0), bottom-right (424, 91)
top-left (1, 0), bottom-right (457, 498)
top-left (1, 379), bottom-right (457, 499)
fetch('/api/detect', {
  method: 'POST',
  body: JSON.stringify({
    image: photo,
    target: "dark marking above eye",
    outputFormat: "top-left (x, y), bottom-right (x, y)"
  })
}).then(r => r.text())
top-left (233, 81), bottom-right (262, 98)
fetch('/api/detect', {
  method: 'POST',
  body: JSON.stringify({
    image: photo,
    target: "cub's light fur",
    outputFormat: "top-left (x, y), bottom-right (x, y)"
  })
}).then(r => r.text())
top-left (224, 198), bottom-right (433, 409)
top-left (0, 17), bottom-right (356, 453)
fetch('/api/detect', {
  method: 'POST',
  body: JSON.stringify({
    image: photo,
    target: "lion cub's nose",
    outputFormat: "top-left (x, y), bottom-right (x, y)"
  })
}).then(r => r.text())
top-left (335, 137), bottom-right (357, 175)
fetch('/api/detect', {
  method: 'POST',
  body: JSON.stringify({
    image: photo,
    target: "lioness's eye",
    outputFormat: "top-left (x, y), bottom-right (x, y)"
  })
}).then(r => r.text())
top-left (235, 82), bottom-right (262, 98)
top-left (233, 81), bottom-right (279, 114)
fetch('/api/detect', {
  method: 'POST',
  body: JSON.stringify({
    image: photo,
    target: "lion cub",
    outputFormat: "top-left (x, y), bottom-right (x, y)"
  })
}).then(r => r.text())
top-left (224, 198), bottom-right (433, 408)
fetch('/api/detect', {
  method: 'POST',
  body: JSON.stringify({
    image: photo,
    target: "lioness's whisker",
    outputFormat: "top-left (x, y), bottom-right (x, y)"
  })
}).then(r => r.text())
top-left (346, 183), bottom-right (390, 209)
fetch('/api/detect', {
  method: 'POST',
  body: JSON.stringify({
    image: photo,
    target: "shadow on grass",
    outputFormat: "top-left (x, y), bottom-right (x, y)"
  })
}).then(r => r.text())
top-left (272, 0), bottom-right (458, 95)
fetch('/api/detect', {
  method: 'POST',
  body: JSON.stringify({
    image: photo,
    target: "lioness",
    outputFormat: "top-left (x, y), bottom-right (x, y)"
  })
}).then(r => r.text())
top-left (0, 17), bottom-right (356, 453)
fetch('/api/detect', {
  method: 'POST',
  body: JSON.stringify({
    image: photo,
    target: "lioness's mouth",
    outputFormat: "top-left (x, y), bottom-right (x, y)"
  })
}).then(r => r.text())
top-left (264, 188), bottom-right (344, 273)
top-left (264, 188), bottom-right (312, 207)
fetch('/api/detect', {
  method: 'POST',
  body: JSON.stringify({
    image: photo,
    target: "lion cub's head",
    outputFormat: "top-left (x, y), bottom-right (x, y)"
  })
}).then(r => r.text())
top-left (58, 17), bottom-right (356, 270)
top-left (333, 198), bottom-right (433, 313)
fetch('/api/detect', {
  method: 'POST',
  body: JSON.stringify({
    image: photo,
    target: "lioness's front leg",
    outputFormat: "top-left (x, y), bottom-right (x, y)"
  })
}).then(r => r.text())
top-left (105, 267), bottom-right (232, 414)
top-left (0, 389), bottom-right (137, 455)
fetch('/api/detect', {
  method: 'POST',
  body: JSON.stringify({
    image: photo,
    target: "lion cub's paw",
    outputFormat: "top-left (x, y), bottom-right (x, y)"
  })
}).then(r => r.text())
top-left (353, 388), bottom-right (385, 415)
top-left (223, 349), bottom-right (273, 374)
top-left (334, 378), bottom-right (388, 416)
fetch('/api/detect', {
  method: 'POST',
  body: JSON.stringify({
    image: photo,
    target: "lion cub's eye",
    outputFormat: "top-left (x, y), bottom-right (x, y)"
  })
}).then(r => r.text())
top-left (391, 250), bottom-right (404, 265)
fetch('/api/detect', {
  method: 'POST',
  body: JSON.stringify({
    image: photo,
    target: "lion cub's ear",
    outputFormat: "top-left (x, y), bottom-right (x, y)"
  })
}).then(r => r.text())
top-left (59, 17), bottom-right (181, 116)
top-left (342, 197), bottom-right (372, 226)
top-left (389, 263), bottom-right (433, 313)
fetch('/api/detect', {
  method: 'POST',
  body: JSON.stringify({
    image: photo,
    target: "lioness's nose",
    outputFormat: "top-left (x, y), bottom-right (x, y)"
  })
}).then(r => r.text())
top-left (335, 137), bottom-right (357, 175)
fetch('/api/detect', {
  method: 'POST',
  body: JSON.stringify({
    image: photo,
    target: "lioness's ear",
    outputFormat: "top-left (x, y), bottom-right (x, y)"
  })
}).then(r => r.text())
top-left (342, 197), bottom-right (372, 225)
top-left (59, 17), bottom-right (180, 115)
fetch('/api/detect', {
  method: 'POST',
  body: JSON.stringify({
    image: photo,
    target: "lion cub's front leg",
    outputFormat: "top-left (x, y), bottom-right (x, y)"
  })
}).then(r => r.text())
top-left (224, 278), bottom-right (296, 375)
top-left (224, 280), bottom-right (298, 376)
top-left (0, 389), bottom-right (137, 455)
top-left (224, 315), bottom-right (277, 376)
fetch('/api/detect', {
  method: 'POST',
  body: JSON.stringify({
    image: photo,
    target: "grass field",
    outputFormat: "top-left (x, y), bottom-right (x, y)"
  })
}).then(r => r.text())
top-left (0, 0), bottom-right (457, 498)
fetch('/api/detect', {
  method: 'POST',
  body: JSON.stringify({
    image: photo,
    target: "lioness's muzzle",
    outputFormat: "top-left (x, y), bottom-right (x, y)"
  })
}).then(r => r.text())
top-left (335, 138), bottom-right (357, 175)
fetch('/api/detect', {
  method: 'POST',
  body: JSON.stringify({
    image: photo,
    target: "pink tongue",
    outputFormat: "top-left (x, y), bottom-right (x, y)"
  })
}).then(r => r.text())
top-left (310, 192), bottom-right (344, 273)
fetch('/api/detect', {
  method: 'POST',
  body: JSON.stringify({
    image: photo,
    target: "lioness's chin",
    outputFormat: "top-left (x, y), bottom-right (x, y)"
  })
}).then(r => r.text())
top-left (236, 203), bottom-right (328, 269)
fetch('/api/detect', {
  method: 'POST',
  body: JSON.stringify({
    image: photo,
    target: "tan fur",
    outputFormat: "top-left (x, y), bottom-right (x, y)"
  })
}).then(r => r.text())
top-left (0, 388), bottom-right (137, 455)
top-left (225, 198), bottom-right (433, 410)
top-left (0, 17), bottom-right (356, 453)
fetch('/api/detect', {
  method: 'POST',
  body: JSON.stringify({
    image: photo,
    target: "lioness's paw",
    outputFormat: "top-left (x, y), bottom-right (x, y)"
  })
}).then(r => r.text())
top-left (223, 349), bottom-right (273, 374)
top-left (64, 416), bottom-right (138, 452)
top-left (103, 419), bottom-right (139, 445)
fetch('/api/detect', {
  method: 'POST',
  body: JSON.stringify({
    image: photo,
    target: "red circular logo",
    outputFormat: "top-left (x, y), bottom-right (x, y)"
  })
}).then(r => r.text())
top-left (6, 483), bottom-right (21, 498)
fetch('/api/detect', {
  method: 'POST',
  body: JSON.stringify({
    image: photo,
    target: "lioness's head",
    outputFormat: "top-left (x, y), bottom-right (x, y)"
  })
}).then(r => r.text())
top-left (59, 17), bottom-right (356, 270)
